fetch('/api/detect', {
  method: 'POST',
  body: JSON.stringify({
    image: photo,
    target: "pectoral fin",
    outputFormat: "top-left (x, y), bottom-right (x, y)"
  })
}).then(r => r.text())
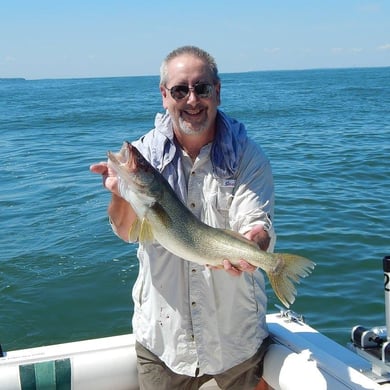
top-left (128, 217), bottom-right (155, 243)
top-left (128, 202), bottom-right (172, 244)
top-left (139, 219), bottom-right (155, 243)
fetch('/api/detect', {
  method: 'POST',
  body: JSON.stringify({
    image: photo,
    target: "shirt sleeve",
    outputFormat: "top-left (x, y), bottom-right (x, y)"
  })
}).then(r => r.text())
top-left (229, 139), bottom-right (276, 252)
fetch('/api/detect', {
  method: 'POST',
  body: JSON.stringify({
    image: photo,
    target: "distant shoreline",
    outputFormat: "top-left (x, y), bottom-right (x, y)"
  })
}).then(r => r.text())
top-left (0, 78), bottom-right (26, 81)
top-left (1, 65), bottom-right (389, 82)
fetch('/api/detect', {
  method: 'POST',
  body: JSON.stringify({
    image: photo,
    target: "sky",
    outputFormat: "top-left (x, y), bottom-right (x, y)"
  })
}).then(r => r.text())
top-left (1, 0), bottom-right (389, 80)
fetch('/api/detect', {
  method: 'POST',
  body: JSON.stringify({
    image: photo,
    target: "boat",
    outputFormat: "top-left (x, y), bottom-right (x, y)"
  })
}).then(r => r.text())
top-left (2, 256), bottom-right (390, 389)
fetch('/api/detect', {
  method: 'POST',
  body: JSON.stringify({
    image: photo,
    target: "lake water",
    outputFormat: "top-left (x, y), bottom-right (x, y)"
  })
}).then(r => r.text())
top-left (1, 67), bottom-right (389, 352)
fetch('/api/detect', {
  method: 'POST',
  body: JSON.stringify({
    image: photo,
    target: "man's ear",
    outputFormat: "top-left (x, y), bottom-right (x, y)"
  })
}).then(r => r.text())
top-left (160, 86), bottom-right (168, 109)
top-left (215, 82), bottom-right (221, 106)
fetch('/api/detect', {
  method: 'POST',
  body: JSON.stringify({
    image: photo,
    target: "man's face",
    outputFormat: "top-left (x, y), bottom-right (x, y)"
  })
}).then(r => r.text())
top-left (160, 54), bottom-right (221, 136)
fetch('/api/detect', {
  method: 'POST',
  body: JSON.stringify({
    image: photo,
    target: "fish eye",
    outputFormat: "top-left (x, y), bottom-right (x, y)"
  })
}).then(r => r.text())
top-left (137, 155), bottom-right (145, 165)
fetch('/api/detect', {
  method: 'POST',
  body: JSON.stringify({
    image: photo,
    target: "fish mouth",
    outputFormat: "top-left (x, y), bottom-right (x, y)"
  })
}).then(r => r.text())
top-left (119, 141), bottom-right (132, 164)
top-left (107, 141), bottom-right (137, 172)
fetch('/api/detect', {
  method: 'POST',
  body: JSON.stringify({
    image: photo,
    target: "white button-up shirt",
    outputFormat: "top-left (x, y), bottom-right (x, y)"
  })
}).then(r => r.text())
top-left (130, 126), bottom-right (275, 376)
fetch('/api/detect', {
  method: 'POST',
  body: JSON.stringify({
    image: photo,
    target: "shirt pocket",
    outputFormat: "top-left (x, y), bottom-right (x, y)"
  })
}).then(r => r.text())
top-left (217, 180), bottom-right (235, 212)
top-left (202, 177), bottom-right (236, 228)
top-left (214, 179), bottom-right (236, 228)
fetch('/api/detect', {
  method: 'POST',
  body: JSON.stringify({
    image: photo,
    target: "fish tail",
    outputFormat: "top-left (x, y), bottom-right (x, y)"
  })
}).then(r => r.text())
top-left (266, 253), bottom-right (315, 308)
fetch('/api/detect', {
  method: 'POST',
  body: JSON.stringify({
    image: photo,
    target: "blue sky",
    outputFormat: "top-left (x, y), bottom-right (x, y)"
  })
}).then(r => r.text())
top-left (1, 0), bottom-right (389, 79)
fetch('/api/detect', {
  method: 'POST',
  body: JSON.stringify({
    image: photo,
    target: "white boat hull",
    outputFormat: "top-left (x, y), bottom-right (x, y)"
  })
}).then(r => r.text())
top-left (265, 313), bottom-right (389, 389)
top-left (1, 313), bottom-right (389, 389)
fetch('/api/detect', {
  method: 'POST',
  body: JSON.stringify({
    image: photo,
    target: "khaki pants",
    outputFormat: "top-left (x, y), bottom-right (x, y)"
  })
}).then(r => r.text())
top-left (135, 337), bottom-right (271, 390)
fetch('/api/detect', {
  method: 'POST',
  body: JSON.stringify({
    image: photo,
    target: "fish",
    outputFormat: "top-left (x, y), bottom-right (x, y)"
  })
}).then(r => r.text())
top-left (107, 141), bottom-right (315, 307)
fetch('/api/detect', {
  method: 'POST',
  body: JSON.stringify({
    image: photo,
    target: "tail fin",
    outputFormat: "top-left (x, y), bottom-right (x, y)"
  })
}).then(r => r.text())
top-left (266, 253), bottom-right (315, 308)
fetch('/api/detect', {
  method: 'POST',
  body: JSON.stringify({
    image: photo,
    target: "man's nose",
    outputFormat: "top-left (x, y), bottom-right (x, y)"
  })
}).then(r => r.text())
top-left (186, 89), bottom-right (200, 105)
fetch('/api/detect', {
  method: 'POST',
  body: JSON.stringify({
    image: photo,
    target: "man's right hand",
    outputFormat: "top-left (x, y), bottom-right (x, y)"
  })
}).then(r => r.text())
top-left (90, 161), bottom-right (120, 196)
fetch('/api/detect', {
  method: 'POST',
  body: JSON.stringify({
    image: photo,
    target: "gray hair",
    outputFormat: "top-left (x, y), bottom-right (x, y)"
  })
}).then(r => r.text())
top-left (159, 46), bottom-right (220, 86)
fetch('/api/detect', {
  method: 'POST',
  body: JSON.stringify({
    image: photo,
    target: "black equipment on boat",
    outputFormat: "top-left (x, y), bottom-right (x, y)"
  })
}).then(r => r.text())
top-left (350, 255), bottom-right (390, 383)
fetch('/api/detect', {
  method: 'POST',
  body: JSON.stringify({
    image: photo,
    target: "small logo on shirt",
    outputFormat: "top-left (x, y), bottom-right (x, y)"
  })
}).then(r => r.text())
top-left (222, 179), bottom-right (236, 187)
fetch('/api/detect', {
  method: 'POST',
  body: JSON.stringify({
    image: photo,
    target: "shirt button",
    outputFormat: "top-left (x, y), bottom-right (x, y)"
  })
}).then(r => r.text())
top-left (191, 171), bottom-right (196, 175)
top-left (191, 301), bottom-right (196, 306)
top-left (190, 202), bottom-right (196, 208)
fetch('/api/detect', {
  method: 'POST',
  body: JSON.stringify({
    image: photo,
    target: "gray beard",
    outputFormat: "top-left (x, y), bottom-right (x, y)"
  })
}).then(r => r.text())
top-left (177, 116), bottom-right (209, 135)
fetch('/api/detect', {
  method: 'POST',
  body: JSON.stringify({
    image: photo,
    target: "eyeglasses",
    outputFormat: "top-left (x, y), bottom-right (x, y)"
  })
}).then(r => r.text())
top-left (165, 83), bottom-right (214, 100)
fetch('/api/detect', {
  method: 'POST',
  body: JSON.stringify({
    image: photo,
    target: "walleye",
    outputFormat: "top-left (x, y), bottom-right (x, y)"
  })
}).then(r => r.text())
top-left (107, 141), bottom-right (315, 307)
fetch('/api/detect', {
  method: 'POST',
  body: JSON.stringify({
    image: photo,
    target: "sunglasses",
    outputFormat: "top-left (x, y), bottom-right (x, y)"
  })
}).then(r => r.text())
top-left (165, 83), bottom-right (214, 100)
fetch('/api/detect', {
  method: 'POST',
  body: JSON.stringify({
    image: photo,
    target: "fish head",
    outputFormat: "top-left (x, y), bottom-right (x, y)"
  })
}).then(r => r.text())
top-left (107, 141), bottom-right (159, 198)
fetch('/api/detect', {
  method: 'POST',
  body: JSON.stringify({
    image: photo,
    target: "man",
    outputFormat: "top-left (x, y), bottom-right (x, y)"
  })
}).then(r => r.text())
top-left (90, 46), bottom-right (275, 389)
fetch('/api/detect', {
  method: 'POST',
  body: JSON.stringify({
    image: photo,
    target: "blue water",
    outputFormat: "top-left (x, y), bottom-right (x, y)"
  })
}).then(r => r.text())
top-left (1, 67), bottom-right (389, 352)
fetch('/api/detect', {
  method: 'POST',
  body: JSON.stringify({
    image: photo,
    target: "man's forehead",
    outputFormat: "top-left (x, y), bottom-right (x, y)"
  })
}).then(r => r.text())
top-left (166, 55), bottom-right (212, 81)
